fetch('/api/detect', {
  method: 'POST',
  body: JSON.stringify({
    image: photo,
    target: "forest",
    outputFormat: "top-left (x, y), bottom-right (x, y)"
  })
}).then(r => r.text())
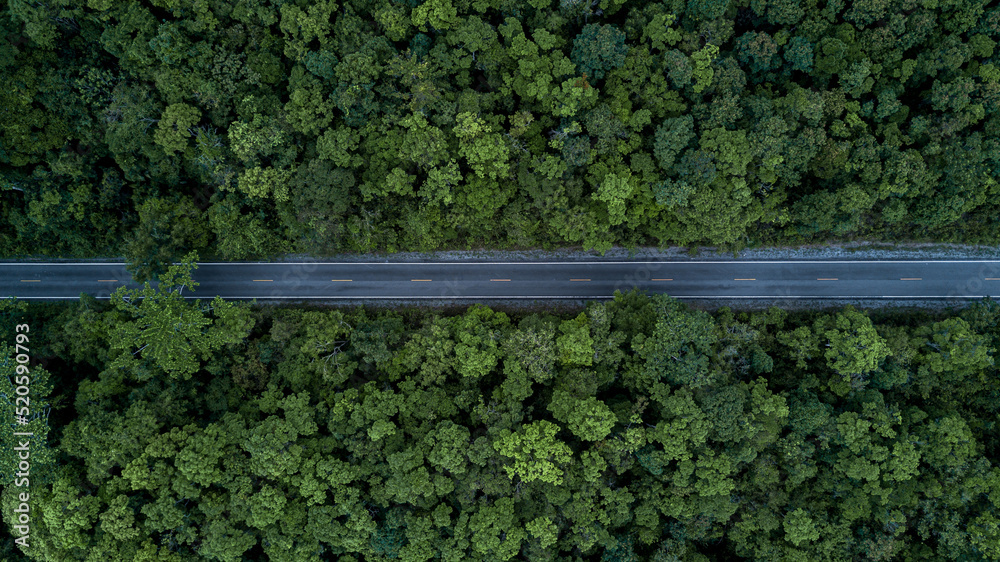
top-left (2, 0), bottom-right (1000, 278)
top-left (3, 0), bottom-right (1000, 560)
top-left (1, 260), bottom-right (999, 560)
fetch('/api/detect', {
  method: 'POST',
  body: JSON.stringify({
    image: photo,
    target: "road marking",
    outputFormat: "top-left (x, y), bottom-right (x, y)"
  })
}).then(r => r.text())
top-left (490, 279), bottom-right (511, 282)
top-left (900, 278), bottom-right (922, 281)
top-left (817, 278), bottom-right (838, 281)
top-left (20, 279), bottom-right (40, 283)
top-left (97, 279), bottom-right (118, 282)
top-left (734, 278), bottom-right (756, 281)
top-left (652, 278), bottom-right (673, 281)
top-left (330, 279), bottom-right (352, 282)
top-left (253, 279), bottom-right (273, 282)
top-left (570, 278), bottom-right (591, 282)
top-left (411, 279), bottom-right (432, 282)
top-left (987, 278), bottom-right (1000, 281)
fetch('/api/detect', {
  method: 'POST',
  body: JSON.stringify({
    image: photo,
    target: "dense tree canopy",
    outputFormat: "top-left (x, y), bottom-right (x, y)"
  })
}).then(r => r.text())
top-left (2, 1), bottom-right (1000, 556)
top-left (3, 291), bottom-right (1000, 560)
top-left (3, 0), bottom-right (1000, 268)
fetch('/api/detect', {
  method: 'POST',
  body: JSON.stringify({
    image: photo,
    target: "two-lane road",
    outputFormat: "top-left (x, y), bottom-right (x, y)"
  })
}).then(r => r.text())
top-left (2, 261), bottom-right (1000, 300)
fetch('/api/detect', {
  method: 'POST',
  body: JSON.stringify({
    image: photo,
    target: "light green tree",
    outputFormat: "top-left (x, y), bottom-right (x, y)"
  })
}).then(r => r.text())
top-left (592, 171), bottom-right (634, 226)
top-left (557, 312), bottom-right (594, 366)
top-left (424, 421), bottom-right (471, 475)
top-left (821, 307), bottom-right (892, 391)
top-left (283, 66), bottom-right (335, 135)
top-left (279, 1), bottom-right (338, 61)
top-left (467, 497), bottom-right (526, 561)
top-left (421, 160), bottom-right (462, 206)
top-left (153, 103), bottom-right (201, 156)
top-left (547, 390), bottom-right (617, 441)
top-left (316, 126), bottom-right (363, 168)
top-left (526, 516), bottom-right (559, 549)
top-left (784, 508), bottom-right (820, 546)
top-left (411, 0), bottom-right (461, 32)
top-left (503, 325), bottom-right (557, 383)
top-left (691, 44), bottom-right (720, 93)
top-left (493, 420), bottom-right (573, 485)
top-left (233, 165), bottom-right (293, 201)
top-left (452, 112), bottom-right (510, 180)
top-left (228, 115), bottom-right (287, 165)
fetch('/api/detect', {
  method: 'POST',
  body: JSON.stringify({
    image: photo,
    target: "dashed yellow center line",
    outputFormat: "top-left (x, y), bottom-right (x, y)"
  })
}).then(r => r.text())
top-left (570, 278), bottom-right (591, 282)
top-left (817, 278), bottom-right (838, 281)
top-left (330, 279), bottom-right (352, 282)
top-left (490, 279), bottom-right (511, 282)
top-left (900, 278), bottom-right (922, 281)
top-left (411, 279), bottom-right (432, 282)
top-left (734, 278), bottom-right (756, 281)
top-left (253, 279), bottom-right (273, 282)
top-left (986, 278), bottom-right (1000, 281)
top-left (652, 278), bottom-right (673, 281)
top-left (97, 279), bottom-right (118, 282)
top-left (20, 279), bottom-right (40, 283)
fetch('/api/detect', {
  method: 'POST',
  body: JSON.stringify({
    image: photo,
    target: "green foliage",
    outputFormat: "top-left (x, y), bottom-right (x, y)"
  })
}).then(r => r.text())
top-left (592, 171), bottom-right (634, 226)
top-left (642, 13), bottom-right (682, 51)
top-left (109, 255), bottom-right (254, 379)
top-left (411, 0), bottom-right (461, 32)
top-left (233, 166), bottom-right (294, 202)
top-left (279, 1), bottom-right (339, 61)
top-left (7, 292), bottom-right (1000, 560)
top-left (8, 0), bottom-right (992, 257)
top-left (784, 508), bottom-right (819, 546)
top-left (153, 103), bottom-right (201, 156)
top-left (571, 24), bottom-right (629, 81)
top-left (228, 115), bottom-right (288, 165)
top-left (209, 195), bottom-right (286, 260)
top-left (633, 295), bottom-right (720, 390)
top-left (285, 67), bottom-right (336, 135)
top-left (526, 516), bottom-right (559, 549)
top-left (493, 420), bottom-right (573, 485)
top-left (653, 115), bottom-right (695, 172)
top-left (503, 325), bottom-right (557, 383)
top-left (820, 307), bottom-right (892, 391)
top-left (547, 390), bottom-right (617, 441)
top-left (424, 421), bottom-right (471, 474)
top-left (783, 37), bottom-right (815, 72)
top-left (557, 312), bottom-right (594, 366)
top-left (687, 0), bottom-right (732, 22)
top-left (453, 112), bottom-right (511, 180)
top-left (736, 32), bottom-right (780, 74)
top-left (467, 497), bottom-right (526, 560)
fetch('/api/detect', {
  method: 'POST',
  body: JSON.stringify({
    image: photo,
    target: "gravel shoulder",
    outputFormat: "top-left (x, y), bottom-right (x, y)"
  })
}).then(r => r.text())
top-left (275, 240), bottom-right (1000, 263)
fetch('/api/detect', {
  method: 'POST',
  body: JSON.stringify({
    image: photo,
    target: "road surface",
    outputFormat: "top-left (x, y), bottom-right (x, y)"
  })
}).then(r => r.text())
top-left (2, 260), bottom-right (1000, 301)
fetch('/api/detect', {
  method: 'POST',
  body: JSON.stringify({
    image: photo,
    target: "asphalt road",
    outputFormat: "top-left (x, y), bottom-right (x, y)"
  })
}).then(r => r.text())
top-left (3, 260), bottom-right (1000, 301)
